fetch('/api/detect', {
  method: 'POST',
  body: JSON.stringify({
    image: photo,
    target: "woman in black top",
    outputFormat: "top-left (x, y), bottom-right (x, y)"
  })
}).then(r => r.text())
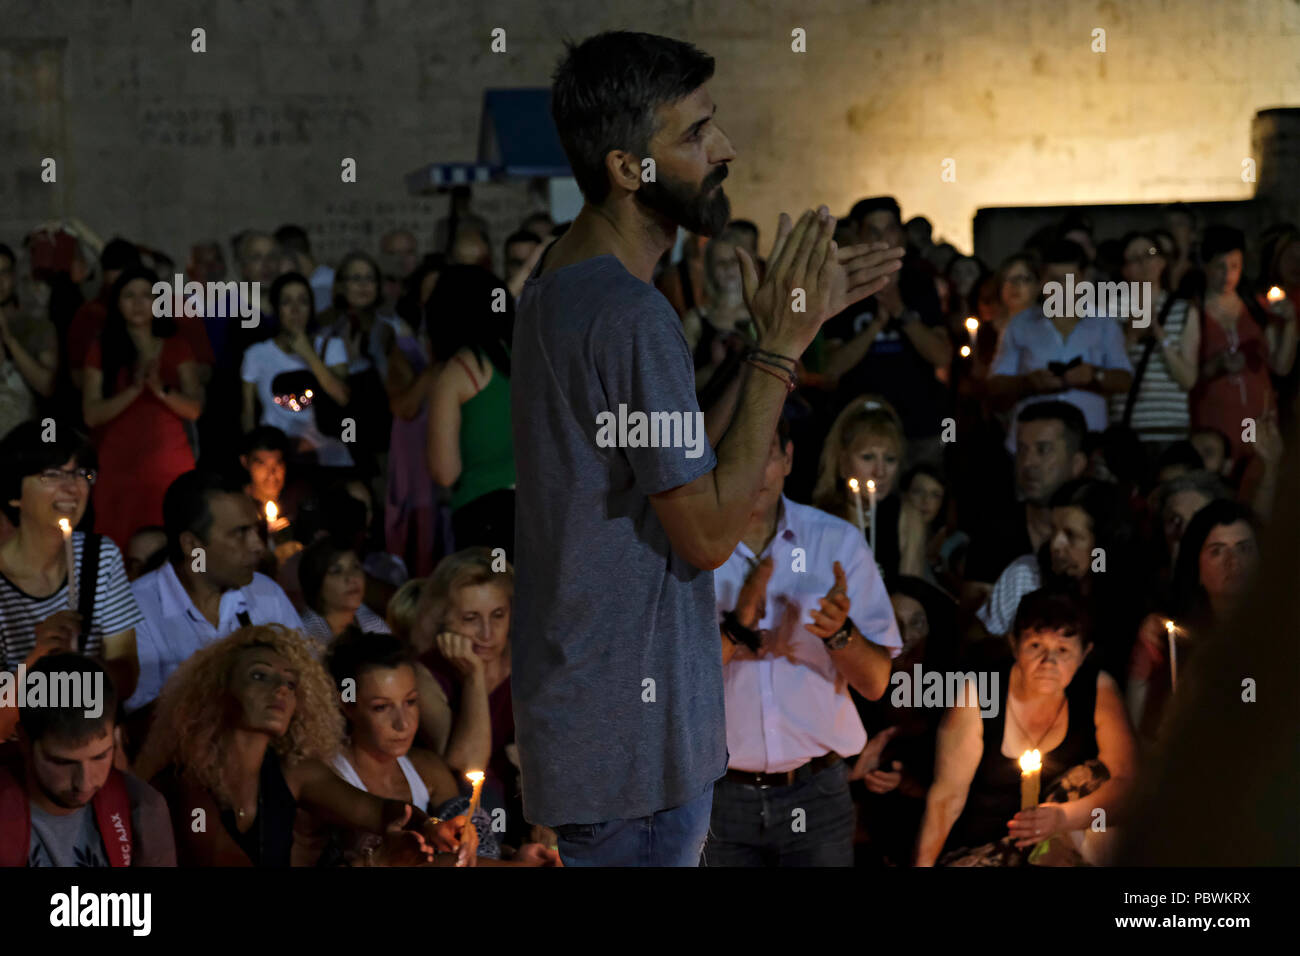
top-left (915, 589), bottom-right (1136, 866)
top-left (137, 624), bottom-right (473, 866)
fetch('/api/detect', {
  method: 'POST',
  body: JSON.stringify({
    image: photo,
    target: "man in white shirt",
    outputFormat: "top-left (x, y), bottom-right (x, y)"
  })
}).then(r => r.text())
top-left (124, 470), bottom-right (303, 713)
top-left (707, 419), bottom-right (901, 866)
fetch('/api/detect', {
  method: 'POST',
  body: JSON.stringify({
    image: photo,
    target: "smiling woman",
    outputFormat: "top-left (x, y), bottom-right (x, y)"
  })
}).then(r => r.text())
top-left (0, 421), bottom-right (144, 738)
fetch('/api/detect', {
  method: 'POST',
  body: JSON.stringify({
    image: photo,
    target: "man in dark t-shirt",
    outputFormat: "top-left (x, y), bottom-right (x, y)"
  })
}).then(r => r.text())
top-left (512, 32), bottom-right (903, 866)
top-left (823, 197), bottom-right (952, 458)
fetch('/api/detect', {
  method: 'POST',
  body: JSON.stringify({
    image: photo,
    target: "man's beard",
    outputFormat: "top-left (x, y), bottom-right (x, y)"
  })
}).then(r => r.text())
top-left (635, 166), bottom-right (731, 237)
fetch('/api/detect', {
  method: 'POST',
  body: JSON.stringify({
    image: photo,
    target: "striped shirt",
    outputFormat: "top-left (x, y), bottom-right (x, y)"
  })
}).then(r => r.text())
top-left (1108, 295), bottom-right (1192, 442)
top-left (298, 604), bottom-right (390, 656)
top-left (0, 532), bottom-right (143, 672)
top-left (975, 554), bottom-right (1042, 637)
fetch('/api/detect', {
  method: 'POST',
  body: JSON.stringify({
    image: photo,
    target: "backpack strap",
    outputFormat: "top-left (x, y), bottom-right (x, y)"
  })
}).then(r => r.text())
top-left (77, 532), bottom-right (102, 654)
top-left (0, 757), bottom-right (31, 866)
top-left (1122, 294), bottom-right (1181, 427)
top-left (91, 768), bottom-right (134, 867)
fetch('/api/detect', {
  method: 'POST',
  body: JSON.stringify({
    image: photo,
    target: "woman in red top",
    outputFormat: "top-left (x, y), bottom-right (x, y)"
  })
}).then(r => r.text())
top-left (1190, 225), bottom-right (1297, 464)
top-left (83, 267), bottom-right (204, 549)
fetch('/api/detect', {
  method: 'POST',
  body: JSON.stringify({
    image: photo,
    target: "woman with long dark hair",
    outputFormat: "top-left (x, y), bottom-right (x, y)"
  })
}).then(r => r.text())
top-left (82, 267), bottom-right (203, 548)
top-left (424, 265), bottom-right (516, 556)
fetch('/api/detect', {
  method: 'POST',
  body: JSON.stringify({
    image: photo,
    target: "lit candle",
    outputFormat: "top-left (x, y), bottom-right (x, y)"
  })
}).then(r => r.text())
top-left (1165, 619), bottom-right (1178, 690)
top-left (264, 500), bottom-right (289, 535)
top-left (461, 770), bottom-right (485, 848)
top-left (965, 316), bottom-right (979, 341)
top-left (865, 479), bottom-right (877, 555)
top-left (847, 478), bottom-right (865, 537)
top-left (1019, 749), bottom-right (1041, 810)
top-left (1267, 286), bottom-right (1286, 304)
top-left (58, 518), bottom-right (76, 611)
top-left (960, 344), bottom-right (972, 358)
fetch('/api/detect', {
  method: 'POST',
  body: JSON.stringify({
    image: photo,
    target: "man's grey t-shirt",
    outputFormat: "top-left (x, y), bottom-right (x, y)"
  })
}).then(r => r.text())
top-left (512, 253), bottom-right (727, 826)
top-left (28, 773), bottom-right (177, 866)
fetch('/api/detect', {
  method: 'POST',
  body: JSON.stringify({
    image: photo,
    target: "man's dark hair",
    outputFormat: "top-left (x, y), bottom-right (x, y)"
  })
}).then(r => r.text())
top-left (0, 421), bottom-right (97, 525)
top-left (424, 264), bottom-right (513, 376)
top-left (848, 196), bottom-right (901, 226)
top-left (726, 219), bottom-right (759, 245)
top-left (162, 469), bottom-right (251, 565)
top-left (1048, 477), bottom-right (1129, 554)
top-left (1199, 224), bottom-right (1245, 263)
top-left (1012, 588), bottom-right (1090, 645)
top-left (325, 628), bottom-right (415, 694)
top-left (18, 654), bottom-right (118, 745)
top-left (504, 229), bottom-right (543, 251)
top-left (1017, 400), bottom-right (1087, 457)
top-left (1157, 440), bottom-right (1207, 474)
top-left (551, 31), bottom-right (716, 204)
top-left (1042, 238), bottom-right (1089, 271)
top-left (273, 224), bottom-right (312, 257)
top-left (776, 412), bottom-right (792, 452)
top-left (242, 425), bottom-right (290, 457)
top-left (99, 237), bottom-right (140, 273)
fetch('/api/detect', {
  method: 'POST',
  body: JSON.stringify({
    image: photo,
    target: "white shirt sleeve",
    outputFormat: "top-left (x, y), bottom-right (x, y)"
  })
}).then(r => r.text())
top-left (842, 531), bottom-right (903, 655)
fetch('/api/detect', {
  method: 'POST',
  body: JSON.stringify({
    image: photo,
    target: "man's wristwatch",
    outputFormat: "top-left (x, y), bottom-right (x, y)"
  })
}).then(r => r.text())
top-left (721, 610), bottom-right (763, 653)
top-left (823, 616), bottom-right (855, 650)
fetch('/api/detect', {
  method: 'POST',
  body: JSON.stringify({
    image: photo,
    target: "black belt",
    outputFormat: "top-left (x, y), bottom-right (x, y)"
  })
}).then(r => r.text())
top-left (724, 752), bottom-right (842, 789)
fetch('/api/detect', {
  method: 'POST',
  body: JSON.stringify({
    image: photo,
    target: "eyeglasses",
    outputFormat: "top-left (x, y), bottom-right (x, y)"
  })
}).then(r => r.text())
top-left (38, 467), bottom-right (97, 487)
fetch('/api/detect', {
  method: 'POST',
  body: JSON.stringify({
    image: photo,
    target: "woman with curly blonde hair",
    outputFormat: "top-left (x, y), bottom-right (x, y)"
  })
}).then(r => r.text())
top-left (812, 395), bottom-right (928, 581)
top-left (136, 624), bottom-right (473, 866)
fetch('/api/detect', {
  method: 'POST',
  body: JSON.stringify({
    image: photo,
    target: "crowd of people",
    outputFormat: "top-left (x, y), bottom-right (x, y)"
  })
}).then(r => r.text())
top-left (1, 99), bottom-right (1296, 867)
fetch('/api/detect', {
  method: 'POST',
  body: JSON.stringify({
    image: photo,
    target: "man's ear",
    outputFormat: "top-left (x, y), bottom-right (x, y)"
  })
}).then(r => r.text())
top-left (603, 149), bottom-right (644, 196)
top-left (239, 455), bottom-right (249, 471)
top-left (1071, 450), bottom-right (1088, 477)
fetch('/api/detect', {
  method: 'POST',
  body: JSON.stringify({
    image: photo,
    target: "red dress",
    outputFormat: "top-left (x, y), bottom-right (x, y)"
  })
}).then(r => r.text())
top-left (1189, 306), bottom-right (1274, 464)
top-left (86, 337), bottom-right (197, 549)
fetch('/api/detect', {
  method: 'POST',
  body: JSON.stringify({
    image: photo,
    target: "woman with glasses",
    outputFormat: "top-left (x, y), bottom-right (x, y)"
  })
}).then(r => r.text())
top-left (83, 267), bottom-right (204, 551)
top-left (0, 422), bottom-right (144, 737)
top-left (1106, 231), bottom-right (1200, 447)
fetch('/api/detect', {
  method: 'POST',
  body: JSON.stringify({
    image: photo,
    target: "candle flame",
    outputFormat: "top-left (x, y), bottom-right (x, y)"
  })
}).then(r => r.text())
top-left (960, 345), bottom-right (972, 357)
top-left (265, 500), bottom-right (278, 523)
top-left (1267, 286), bottom-right (1286, 303)
top-left (1019, 749), bottom-right (1041, 773)
top-left (465, 770), bottom-right (485, 784)
top-left (866, 479), bottom-right (876, 493)
top-left (847, 477), bottom-right (860, 493)
top-left (57, 518), bottom-right (71, 533)
top-left (964, 317), bottom-right (979, 332)
top-left (1165, 619), bottom-right (1176, 635)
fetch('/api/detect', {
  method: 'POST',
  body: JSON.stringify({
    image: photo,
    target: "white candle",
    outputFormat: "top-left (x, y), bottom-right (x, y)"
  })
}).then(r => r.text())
top-left (461, 770), bottom-right (485, 847)
top-left (58, 518), bottom-right (76, 611)
top-left (866, 479), bottom-right (878, 555)
top-left (847, 478), bottom-right (865, 536)
top-left (965, 316), bottom-right (979, 343)
top-left (1019, 749), bottom-right (1042, 810)
top-left (1266, 286), bottom-right (1286, 304)
top-left (1165, 619), bottom-right (1178, 690)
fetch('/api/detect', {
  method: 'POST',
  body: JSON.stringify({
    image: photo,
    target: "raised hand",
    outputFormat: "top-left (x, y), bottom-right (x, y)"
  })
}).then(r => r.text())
top-left (734, 208), bottom-right (842, 359)
top-left (806, 560), bottom-right (850, 639)
top-left (435, 630), bottom-right (484, 679)
top-left (734, 555), bottom-right (775, 629)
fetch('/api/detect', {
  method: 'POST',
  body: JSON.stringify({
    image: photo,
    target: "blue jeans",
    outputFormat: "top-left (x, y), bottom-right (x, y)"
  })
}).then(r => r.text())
top-left (553, 785), bottom-right (714, 866)
top-left (703, 761), bottom-right (854, 866)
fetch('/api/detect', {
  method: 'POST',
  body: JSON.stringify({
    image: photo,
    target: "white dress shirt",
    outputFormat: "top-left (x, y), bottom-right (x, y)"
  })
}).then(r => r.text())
top-left (714, 496), bottom-right (903, 773)
top-left (125, 562), bottom-right (305, 712)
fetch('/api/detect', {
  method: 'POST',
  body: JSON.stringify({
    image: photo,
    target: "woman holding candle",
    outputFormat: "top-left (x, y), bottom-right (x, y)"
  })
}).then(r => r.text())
top-left (82, 267), bottom-right (204, 550)
top-left (1127, 500), bottom-right (1259, 747)
top-left (1189, 225), bottom-right (1296, 465)
top-left (136, 624), bottom-right (471, 866)
top-left (407, 546), bottom-right (525, 846)
top-left (305, 629), bottom-right (557, 866)
top-left (915, 589), bottom-right (1137, 866)
top-left (0, 422), bottom-right (143, 739)
top-left (812, 395), bottom-right (928, 580)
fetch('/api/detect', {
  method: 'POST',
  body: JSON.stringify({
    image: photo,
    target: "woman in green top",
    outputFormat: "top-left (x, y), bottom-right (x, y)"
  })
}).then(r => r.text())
top-left (425, 265), bottom-right (516, 558)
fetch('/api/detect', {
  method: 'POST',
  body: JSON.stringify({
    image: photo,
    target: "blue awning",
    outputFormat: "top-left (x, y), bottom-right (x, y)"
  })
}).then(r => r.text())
top-left (406, 88), bottom-right (570, 194)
